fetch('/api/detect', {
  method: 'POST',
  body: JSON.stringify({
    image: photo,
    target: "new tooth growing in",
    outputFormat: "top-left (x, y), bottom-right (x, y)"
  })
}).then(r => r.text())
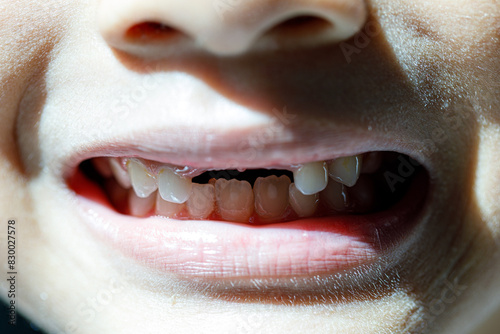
top-left (82, 152), bottom-right (415, 223)
top-left (158, 167), bottom-right (192, 204)
top-left (128, 159), bottom-right (157, 198)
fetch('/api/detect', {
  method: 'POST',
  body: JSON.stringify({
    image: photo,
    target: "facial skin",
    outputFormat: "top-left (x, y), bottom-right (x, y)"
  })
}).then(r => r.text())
top-left (0, 0), bottom-right (499, 333)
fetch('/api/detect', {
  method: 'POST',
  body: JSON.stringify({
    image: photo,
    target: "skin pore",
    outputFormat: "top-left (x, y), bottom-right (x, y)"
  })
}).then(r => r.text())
top-left (0, 0), bottom-right (499, 333)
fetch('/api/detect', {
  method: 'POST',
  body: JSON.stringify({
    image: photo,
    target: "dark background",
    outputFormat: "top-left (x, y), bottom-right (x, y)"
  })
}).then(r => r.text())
top-left (1, 300), bottom-right (45, 334)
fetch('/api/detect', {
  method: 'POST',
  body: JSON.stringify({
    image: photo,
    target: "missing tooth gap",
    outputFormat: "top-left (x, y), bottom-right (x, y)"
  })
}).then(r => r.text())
top-left (193, 169), bottom-right (294, 186)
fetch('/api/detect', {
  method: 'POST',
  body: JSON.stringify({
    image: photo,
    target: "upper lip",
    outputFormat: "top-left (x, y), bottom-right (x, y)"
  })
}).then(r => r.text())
top-left (60, 122), bottom-right (433, 180)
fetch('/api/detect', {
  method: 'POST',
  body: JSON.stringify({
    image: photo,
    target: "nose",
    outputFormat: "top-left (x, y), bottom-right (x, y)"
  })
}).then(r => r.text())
top-left (98, 0), bottom-right (367, 58)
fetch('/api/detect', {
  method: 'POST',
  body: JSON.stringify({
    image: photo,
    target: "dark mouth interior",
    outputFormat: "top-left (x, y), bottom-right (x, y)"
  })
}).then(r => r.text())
top-left (192, 169), bottom-right (294, 184)
top-left (75, 151), bottom-right (426, 223)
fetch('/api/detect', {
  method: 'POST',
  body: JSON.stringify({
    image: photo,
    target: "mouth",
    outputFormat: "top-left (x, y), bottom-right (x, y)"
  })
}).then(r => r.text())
top-left (67, 147), bottom-right (429, 280)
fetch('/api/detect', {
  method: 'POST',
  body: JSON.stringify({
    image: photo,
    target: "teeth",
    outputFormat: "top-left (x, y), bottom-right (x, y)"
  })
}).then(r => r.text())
top-left (108, 155), bottom-right (379, 221)
top-left (156, 191), bottom-right (184, 217)
top-left (321, 180), bottom-right (349, 212)
top-left (327, 155), bottom-right (362, 187)
top-left (158, 167), bottom-right (193, 204)
top-left (128, 159), bottom-right (158, 198)
top-left (254, 175), bottom-right (291, 221)
top-left (293, 162), bottom-right (328, 195)
top-left (129, 190), bottom-right (156, 217)
top-left (109, 158), bottom-right (132, 189)
top-left (187, 184), bottom-right (215, 219)
top-left (288, 183), bottom-right (319, 217)
top-left (215, 179), bottom-right (254, 223)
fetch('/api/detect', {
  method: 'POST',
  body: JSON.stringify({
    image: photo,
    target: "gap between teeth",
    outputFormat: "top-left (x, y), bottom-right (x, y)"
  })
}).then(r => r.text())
top-left (106, 155), bottom-right (368, 221)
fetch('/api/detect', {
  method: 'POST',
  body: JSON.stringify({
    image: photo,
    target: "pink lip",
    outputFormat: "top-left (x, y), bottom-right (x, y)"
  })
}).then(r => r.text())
top-left (71, 168), bottom-right (428, 279)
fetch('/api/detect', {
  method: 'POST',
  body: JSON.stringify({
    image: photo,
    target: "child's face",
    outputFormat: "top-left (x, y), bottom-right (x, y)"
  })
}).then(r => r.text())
top-left (1, 0), bottom-right (499, 333)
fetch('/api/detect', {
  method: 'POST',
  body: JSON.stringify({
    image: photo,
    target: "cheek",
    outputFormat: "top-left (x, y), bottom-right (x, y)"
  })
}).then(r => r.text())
top-left (475, 125), bottom-right (500, 240)
top-left (377, 0), bottom-right (499, 98)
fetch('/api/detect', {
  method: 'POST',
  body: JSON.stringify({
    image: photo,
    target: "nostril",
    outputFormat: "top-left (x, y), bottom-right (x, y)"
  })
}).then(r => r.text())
top-left (98, 0), bottom-right (367, 56)
top-left (253, 10), bottom-right (365, 52)
top-left (125, 21), bottom-right (181, 43)
top-left (267, 15), bottom-right (334, 38)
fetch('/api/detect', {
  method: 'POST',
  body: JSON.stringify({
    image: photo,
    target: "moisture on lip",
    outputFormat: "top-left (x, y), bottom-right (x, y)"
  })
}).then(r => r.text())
top-left (78, 151), bottom-right (419, 224)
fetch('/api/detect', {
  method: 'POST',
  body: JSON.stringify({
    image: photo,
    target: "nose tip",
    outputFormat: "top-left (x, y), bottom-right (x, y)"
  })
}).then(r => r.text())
top-left (98, 0), bottom-right (367, 58)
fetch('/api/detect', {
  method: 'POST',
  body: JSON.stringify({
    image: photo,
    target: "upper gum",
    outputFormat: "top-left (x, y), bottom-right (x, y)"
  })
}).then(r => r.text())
top-left (114, 156), bottom-right (367, 177)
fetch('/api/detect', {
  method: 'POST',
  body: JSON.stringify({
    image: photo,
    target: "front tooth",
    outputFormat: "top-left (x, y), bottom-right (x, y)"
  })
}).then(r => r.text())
top-left (187, 184), bottom-right (215, 219)
top-left (327, 155), bottom-right (362, 187)
top-left (156, 191), bottom-right (184, 217)
top-left (254, 175), bottom-right (291, 221)
top-left (289, 183), bottom-right (319, 217)
top-left (128, 159), bottom-right (158, 198)
top-left (158, 167), bottom-right (192, 204)
top-left (110, 158), bottom-right (131, 189)
top-left (129, 189), bottom-right (156, 217)
top-left (293, 161), bottom-right (328, 195)
top-left (215, 179), bottom-right (254, 223)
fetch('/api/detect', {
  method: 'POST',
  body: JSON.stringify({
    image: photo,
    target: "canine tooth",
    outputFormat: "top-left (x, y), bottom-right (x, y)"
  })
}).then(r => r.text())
top-left (128, 159), bottom-right (158, 198)
top-left (293, 162), bottom-right (328, 195)
top-left (254, 175), bottom-right (291, 220)
top-left (321, 180), bottom-right (349, 212)
top-left (158, 167), bottom-right (193, 204)
top-left (129, 190), bottom-right (155, 217)
top-left (187, 184), bottom-right (215, 219)
top-left (289, 183), bottom-right (319, 217)
top-left (110, 158), bottom-right (131, 189)
top-left (156, 192), bottom-right (184, 217)
top-left (92, 158), bottom-right (112, 177)
top-left (215, 179), bottom-right (254, 223)
top-left (328, 155), bottom-right (362, 187)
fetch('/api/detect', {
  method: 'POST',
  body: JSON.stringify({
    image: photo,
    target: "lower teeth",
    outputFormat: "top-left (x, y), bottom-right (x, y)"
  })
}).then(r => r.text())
top-left (80, 152), bottom-right (418, 223)
top-left (186, 184), bottom-right (215, 219)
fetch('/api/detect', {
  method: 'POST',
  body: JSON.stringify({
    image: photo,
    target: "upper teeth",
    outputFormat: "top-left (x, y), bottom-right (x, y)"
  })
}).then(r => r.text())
top-left (327, 155), bottom-right (362, 187)
top-left (158, 167), bottom-right (193, 204)
top-left (293, 161), bottom-right (328, 195)
top-left (106, 154), bottom-right (367, 220)
top-left (128, 159), bottom-right (157, 198)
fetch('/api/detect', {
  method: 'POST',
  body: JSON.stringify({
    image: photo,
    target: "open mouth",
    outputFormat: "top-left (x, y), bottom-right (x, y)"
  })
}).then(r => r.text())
top-left (68, 150), bottom-right (429, 279)
top-left (75, 151), bottom-right (420, 222)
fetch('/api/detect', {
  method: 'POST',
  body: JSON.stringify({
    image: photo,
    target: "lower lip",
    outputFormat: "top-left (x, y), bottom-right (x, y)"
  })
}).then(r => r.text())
top-left (71, 171), bottom-right (427, 279)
